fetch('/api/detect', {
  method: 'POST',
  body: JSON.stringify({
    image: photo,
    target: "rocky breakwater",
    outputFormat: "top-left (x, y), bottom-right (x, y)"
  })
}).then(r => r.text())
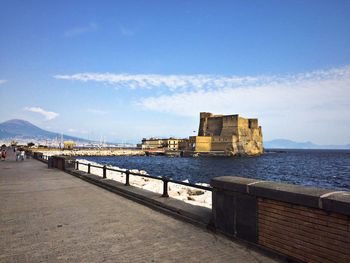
top-left (76, 159), bottom-right (212, 209)
top-left (34, 148), bottom-right (145, 157)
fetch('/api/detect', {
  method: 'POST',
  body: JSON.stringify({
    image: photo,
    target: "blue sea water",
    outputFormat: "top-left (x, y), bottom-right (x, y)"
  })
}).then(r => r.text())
top-left (82, 149), bottom-right (350, 191)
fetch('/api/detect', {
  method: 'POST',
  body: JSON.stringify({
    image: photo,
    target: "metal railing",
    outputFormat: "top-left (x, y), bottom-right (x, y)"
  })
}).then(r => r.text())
top-left (73, 160), bottom-right (212, 198)
top-left (32, 153), bottom-right (212, 198)
top-left (32, 152), bottom-right (49, 162)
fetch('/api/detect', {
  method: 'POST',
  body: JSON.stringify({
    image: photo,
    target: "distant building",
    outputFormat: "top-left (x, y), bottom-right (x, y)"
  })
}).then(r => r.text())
top-left (167, 138), bottom-right (189, 151)
top-left (188, 112), bottom-right (263, 156)
top-left (141, 138), bottom-right (188, 151)
top-left (63, 141), bottom-right (76, 150)
top-left (141, 138), bottom-right (166, 150)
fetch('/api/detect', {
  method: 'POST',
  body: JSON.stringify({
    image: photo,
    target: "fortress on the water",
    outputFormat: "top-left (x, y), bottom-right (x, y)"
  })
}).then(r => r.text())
top-left (142, 112), bottom-right (263, 156)
top-left (189, 112), bottom-right (263, 156)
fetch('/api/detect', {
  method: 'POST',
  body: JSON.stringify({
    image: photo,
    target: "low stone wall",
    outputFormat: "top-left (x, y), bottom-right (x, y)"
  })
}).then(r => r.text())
top-left (211, 176), bottom-right (350, 263)
top-left (32, 152), bottom-right (43, 159)
top-left (51, 156), bottom-right (76, 170)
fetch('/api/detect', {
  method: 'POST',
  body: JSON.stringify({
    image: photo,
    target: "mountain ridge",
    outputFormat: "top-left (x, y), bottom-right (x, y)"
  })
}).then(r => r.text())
top-left (0, 119), bottom-right (88, 142)
top-left (264, 138), bottom-right (350, 150)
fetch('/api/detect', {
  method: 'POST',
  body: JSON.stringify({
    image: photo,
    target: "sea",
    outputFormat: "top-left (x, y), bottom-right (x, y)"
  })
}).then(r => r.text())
top-left (82, 149), bottom-right (350, 191)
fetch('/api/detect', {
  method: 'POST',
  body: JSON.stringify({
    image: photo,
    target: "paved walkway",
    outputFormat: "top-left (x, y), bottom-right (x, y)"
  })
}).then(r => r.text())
top-left (0, 155), bottom-right (280, 262)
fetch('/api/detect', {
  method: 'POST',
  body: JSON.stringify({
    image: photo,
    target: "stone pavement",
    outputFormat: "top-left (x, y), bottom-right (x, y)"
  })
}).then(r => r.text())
top-left (0, 155), bottom-right (281, 263)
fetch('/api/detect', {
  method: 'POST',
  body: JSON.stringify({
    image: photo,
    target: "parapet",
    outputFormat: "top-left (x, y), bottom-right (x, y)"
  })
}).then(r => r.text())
top-left (199, 112), bottom-right (214, 119)
top-left (211, 176), bottom-right (349, 214)
top-left (211, 176), bottom-right (350, 262)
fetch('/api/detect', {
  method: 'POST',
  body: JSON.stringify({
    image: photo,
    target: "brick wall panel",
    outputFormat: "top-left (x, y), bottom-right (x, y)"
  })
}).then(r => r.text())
top-left (258, 198), bottom-right (350, 263)
top-left (259, 207), bottom-right (350, 241)
top-left (259, 220), bottom-right (349, 255)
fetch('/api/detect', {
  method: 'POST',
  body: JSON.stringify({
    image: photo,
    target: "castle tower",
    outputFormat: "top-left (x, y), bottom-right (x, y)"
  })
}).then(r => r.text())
top-left (198, 112), bottom-right (213, 136)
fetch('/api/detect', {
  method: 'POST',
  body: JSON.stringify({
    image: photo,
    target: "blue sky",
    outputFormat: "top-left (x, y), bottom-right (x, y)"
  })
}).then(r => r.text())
top-left (1, 0), bottom-right (350, 144)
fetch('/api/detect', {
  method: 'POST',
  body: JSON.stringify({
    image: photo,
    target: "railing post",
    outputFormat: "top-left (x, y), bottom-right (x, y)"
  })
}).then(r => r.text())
top-left (76, 161), bottom-right (79, 170)
top-left (103, 165), bottom-right (107, 179)
top-left (162, 177), bottom-right (169, 197)
top-left (88, 163), bottom-right (91, 174)
top-left (125, 170), bottom-right (130, 186)
top-left (48, 157), bottom-right (53, 169)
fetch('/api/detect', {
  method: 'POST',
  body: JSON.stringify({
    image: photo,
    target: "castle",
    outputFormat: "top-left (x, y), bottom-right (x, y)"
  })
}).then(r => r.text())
top-left (188, 112), bottom-right (263, 156)
top-left (141, 112), bottom-right (263, 156)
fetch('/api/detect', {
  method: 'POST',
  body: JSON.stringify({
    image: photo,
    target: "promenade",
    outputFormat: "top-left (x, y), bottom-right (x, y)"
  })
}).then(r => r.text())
top-left (0, 154), bottom-right (280, 262)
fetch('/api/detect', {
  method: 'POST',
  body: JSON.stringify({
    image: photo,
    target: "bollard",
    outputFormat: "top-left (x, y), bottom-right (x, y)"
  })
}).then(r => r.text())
top-left (125, 170), bottom-right (130, 186)
top-left (48, 157), bottom-right (53, 169)
top-left (162, 178), bottom-right (169, 197)
top-left (103, 165), bottom-right (107, 179)
top-left (76, 161), bottom-right (79, 170)
top-left (88, 163), bottom-right (91, 174)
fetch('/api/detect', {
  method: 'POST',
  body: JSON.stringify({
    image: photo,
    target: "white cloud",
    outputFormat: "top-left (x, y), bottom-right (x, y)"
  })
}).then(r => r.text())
top-left (0, 80), bottom-right (7, 85)
top-left (137, 66), bottom-right (350, 116)
top-left (53, 66), bottom-right (350, 93)
top-left (24, 107), bottom-right (59, 120)
top-left (86, 109), bottom-right (108, 115)
top-left (53, 72), bottom-right (263, 91)
top-left (64, 22), bottom-right (98, 37)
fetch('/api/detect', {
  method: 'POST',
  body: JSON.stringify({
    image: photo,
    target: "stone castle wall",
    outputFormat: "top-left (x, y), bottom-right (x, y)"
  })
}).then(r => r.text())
top-left (195, 112), bottom-right (263, 156)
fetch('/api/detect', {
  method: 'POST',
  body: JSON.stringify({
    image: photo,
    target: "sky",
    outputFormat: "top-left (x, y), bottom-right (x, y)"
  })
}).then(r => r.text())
top-left (0, 0), bottom-right (350, 144)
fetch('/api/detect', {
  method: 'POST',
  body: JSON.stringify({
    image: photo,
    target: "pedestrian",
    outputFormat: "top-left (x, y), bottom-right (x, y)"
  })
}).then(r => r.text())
top-left (20, 149), bottom-right (25, 161)
top-left (1, 149), bottom-right (7, 161)
top-left (15, 148), bottom-right (20, 161)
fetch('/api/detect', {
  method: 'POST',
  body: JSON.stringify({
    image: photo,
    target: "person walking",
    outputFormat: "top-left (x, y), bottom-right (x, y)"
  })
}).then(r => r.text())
top-left (15, 148), bottom-right (20, 161)
top-left (1, 149), bottom-right (7, 161)
top-left (20, 149), bottom-right (25, 161)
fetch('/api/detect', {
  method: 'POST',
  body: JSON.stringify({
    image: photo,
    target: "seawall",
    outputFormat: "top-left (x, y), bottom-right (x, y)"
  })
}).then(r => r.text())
top-left (212, 176), bottom-right (350, 263)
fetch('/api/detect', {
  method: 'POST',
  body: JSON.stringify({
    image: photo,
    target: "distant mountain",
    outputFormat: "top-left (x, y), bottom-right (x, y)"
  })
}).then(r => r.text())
top-left (0, 119), bottom-right (88, 142)
top-left (264, 139), bottom-right (350, 150)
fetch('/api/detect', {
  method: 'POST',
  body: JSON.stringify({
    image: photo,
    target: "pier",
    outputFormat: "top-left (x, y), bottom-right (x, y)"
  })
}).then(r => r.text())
top-left (0, 154), bottom-right (279, 262)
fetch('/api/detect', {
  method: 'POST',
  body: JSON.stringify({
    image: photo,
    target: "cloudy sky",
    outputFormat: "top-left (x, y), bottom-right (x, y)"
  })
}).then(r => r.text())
top-left (1, 1), bottom-right (350, 144)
